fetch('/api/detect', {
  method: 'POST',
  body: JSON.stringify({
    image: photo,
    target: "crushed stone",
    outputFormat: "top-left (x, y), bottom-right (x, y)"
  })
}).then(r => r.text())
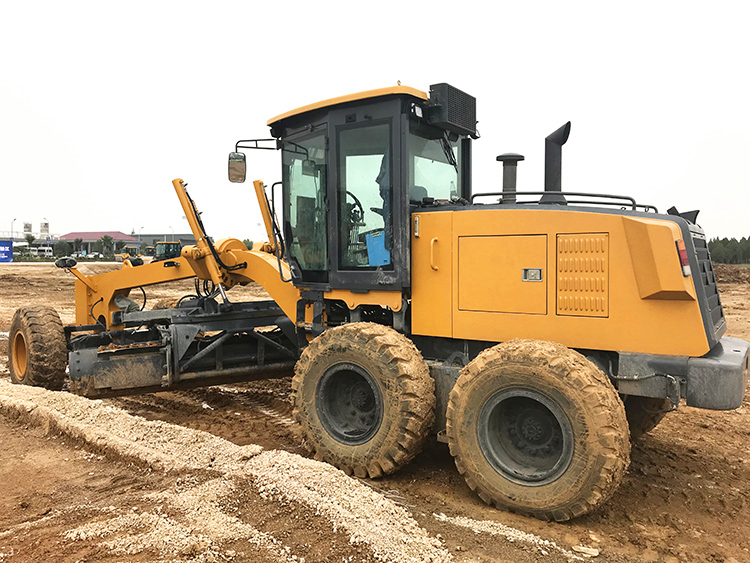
top-left (0, 380), bottom-right (452, 563)
top-left (247, 450), bottom-right (448, 562)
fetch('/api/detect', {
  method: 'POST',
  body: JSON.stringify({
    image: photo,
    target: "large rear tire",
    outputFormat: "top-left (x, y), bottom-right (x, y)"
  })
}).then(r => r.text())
top-left (292, 322), bottom-right (435, 478)
top-left (8, 306), bottom-right (67, 390)
top-left (624, 396), bottom-right (672, 440)
top-left (447, 339), bottom-right (630, 521)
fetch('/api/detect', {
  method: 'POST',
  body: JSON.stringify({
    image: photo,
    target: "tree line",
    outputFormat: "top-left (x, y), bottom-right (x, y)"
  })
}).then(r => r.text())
top-left (708, 238), bottom-right (750, 264)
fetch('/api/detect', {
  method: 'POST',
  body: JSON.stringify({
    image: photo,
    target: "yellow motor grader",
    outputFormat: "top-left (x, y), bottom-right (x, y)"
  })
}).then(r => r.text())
top-left (114, 244), bottom-right (141, 263)
top-left (8, 83), bottom-right (749, 521)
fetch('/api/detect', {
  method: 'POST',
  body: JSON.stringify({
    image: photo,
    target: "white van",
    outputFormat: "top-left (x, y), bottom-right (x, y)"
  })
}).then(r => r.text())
top-left (29, 247), bottom-right (53, 257)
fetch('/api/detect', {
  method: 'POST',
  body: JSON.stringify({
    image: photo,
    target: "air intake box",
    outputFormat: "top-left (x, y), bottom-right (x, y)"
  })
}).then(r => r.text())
top-left (427, 83), bottom-right (477, 137)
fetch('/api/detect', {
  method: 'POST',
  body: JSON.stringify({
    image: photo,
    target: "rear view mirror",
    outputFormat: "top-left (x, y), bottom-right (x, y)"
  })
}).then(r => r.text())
top-left (301, 159), bottom-right (318, 177)
top-left (228, 152), bottom-right (246, 183)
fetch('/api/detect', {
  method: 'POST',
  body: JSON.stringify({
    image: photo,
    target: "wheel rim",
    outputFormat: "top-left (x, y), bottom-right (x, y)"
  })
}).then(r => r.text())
top-left (12, 331), bottom-right (28, 380)
top-left (478, 388), bottom-right (574, 486)
top-left (316, 362), bottom-right (383, 445)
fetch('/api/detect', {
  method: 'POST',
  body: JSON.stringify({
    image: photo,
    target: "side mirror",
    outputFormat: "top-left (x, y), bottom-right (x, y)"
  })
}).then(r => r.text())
top-left (301, 159), bottom-right (318, 177)
top-left (55, 256), bottom-right (77, 269)
top-left (228, 152), bottom-right (246, 183)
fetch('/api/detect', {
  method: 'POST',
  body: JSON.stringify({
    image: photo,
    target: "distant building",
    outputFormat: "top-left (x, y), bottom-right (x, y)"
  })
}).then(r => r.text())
top-left (139, 233), bottom-right (197, 248)
top-left (59, 231), bottom-right (198, 254)
top-left (60, 231), bottom-right (137, 254)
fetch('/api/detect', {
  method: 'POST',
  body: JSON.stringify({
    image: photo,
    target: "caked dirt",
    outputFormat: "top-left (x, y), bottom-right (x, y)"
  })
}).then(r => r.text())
top-left (1, 263), bottom-right (750, 563)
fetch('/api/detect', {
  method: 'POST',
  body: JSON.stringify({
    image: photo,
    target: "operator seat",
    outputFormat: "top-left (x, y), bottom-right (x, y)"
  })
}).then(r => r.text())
top-left (409, 185), bottom-right (429, 204)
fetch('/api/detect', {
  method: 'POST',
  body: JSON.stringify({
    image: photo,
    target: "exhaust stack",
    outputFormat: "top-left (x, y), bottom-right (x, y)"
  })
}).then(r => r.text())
top-left (540, 121), bottom-right (571, 204)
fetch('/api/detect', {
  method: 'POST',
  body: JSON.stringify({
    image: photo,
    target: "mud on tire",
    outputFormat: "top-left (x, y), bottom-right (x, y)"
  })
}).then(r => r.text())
top-left (292, 322), bottom-right (435, 478)
top-left (624, 396), bottom-right (672, 440)
top-left (447, 339), bottom-right (630, 522)
top-left (8, 306), bottom-right (68, 390)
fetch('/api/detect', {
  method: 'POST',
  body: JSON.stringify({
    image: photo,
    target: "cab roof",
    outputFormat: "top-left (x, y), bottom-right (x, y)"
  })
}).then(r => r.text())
top-left (267, 85), bottom-right (428, 126)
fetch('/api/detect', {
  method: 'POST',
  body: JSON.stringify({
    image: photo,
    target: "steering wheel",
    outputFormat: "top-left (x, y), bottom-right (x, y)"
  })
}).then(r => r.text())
top-left (346, 191), bottom-right (365, 224)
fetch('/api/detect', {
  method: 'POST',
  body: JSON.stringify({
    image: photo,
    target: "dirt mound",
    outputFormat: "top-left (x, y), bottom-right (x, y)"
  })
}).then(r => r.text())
top-left (713, 263), bottom-right (750, 284)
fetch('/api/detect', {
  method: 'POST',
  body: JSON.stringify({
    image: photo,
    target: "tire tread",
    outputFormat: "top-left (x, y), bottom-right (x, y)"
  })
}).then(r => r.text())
top-left (8, 306), bottom-right (67, 390)
top-left (292, 322), bottom-right (435, 478)
top-left (446, 339), bottom-right (630, 522)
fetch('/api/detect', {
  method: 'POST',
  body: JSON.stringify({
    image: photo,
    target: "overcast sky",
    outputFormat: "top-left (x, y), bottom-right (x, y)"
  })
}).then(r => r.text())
top-left (1, 1), bottom-right (748, 244)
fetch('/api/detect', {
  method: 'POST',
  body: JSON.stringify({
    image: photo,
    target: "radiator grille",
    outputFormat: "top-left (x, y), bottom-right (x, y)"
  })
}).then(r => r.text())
top-left (691, 231), bottom-right (725, 333)
top-left (428, 83), bottom-right (477, 137)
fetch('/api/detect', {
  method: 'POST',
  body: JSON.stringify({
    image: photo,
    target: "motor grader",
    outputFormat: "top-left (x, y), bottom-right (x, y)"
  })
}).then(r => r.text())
top-left (8, 83), bottom-right (749, 522)
top-left (114, 244), bottom-right (141, 263)
top-left (152, 240), bottom-right (182, 262)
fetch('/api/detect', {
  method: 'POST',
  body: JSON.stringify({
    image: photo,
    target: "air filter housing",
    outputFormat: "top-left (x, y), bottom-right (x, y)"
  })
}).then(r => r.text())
top-left (427, 83), bottom-right (477, 138)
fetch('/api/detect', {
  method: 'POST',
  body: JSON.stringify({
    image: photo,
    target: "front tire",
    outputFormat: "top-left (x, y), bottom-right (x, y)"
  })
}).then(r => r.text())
top-left (292, 322), bottom-right (435, 478)
top-left (447, 339), bottom-right (630, 521)
top-left (8, 306), bottom-right (67, 390)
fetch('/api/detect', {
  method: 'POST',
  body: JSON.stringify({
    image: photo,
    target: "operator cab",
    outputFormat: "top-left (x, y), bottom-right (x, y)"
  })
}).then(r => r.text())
top-left (230, 84), bottom-right (477, 292)
top-left (153, 241), bottom-right (182, 261)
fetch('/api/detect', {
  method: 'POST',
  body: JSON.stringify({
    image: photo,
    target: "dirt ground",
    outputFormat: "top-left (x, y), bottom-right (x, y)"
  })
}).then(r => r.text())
top-left (1, 263), bottom-right (749, 563)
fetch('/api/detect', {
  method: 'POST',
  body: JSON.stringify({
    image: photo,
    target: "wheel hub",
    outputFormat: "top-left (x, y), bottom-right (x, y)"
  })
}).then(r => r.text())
top-left (316, 362), bottom-right (383, 445)
top-left (519, 411), bottom-right (548, 442)
top-left (12, 332), bottom-right (28, 380)
top-left (350, 384), bottom-right (373, 411)
top-left (478, 388), bottom-right (573, 485)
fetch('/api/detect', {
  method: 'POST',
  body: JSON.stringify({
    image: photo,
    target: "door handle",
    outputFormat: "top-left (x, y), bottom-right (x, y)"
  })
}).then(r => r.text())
top-left (430, 238), bottom-right (439, 271)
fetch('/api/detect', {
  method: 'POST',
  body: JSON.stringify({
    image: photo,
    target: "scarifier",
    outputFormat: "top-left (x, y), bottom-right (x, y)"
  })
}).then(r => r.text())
top-left (9, 83), bottom-right (749, 521)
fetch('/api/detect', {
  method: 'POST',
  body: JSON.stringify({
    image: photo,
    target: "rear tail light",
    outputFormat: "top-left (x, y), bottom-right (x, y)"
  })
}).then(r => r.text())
top-left (676, 239), bottom-right (691, 276)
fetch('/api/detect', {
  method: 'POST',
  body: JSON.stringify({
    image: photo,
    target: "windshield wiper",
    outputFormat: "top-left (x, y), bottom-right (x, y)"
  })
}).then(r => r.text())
top-left (440, 133), bottom-right (458, 173)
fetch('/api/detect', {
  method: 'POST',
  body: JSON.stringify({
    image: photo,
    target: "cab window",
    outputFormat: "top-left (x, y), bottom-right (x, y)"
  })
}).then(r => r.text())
top-left (282, 134), bottom-right (328, 281)
top-left (407, 121), bottom-right (459, 202)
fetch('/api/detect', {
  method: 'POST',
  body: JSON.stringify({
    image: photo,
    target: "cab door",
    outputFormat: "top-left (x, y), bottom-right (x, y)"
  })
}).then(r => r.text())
top-left (328, 99), bottom-right (406, 291)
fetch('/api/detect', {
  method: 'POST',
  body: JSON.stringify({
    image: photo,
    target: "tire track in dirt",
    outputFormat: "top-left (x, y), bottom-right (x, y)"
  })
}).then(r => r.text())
top-left (107, 384), bottom-right (303, 454)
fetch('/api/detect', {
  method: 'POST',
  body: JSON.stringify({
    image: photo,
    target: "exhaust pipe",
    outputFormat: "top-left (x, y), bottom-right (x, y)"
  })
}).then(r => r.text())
top-left (540, 121), bottom-right (571, 204)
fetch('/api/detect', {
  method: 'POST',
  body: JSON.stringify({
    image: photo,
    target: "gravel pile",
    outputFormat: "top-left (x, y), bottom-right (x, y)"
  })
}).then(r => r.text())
top-left (64, 477), bottom-right (297, 563)
top-left (0, 380), bottom-right (452, 563)
top-left (433, 513), bottom-right (584, 560)
top-left (0, 381), bottom-right (263, 473)
top-left (247, 450), bottom-right (448, 562)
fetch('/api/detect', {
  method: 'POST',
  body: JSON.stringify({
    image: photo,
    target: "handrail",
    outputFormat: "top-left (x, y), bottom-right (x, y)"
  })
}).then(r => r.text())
top-left (235, 138), bottom-right (277, 151)
top-left (470, 191), bottom-right (658, 213)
